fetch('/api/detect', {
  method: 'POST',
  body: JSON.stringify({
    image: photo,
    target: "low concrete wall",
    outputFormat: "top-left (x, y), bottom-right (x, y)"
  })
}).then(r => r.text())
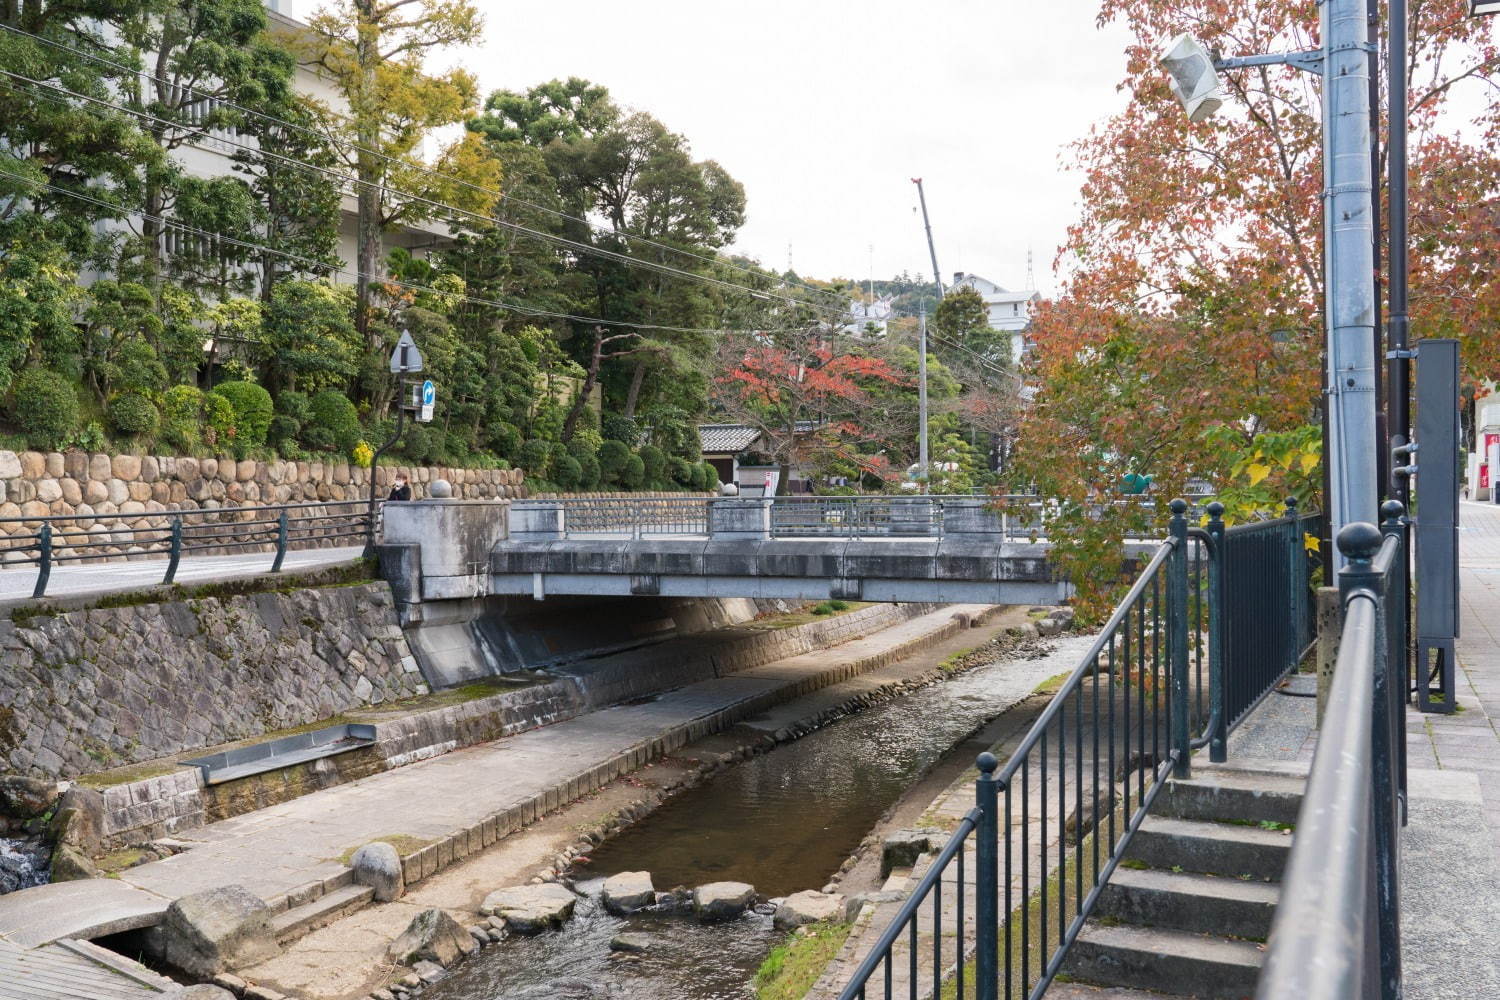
top-left (0, 581), bottom-right (427, 780)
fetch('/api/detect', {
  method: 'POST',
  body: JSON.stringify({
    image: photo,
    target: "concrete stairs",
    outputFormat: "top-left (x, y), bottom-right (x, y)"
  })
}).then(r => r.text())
top-left (1059, 768), bottom-right (1305, 1000)
top-left (269, 883), bottom-right (375, 945)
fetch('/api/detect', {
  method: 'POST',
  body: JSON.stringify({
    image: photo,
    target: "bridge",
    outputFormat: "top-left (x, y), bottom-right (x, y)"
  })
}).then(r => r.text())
top-left (379, 495), bottom-right (1077, 609)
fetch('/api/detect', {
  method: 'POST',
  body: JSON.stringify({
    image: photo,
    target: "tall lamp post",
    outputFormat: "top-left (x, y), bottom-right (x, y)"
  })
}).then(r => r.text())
top-left (365, 330), bottom-right (434, 556)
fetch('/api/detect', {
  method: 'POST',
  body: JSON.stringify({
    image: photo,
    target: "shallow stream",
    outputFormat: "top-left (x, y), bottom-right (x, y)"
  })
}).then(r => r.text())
top-left (424, 632), bottom-right (1096, 1000)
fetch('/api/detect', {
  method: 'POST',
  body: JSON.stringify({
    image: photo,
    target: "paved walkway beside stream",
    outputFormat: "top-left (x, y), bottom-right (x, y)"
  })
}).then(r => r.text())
top-left (0, 602), bottom-right (1000, 958)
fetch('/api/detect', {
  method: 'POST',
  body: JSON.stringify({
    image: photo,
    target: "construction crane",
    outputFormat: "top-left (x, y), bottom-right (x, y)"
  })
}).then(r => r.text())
top-left (910, 177), bottom-right (944, 492)
top-left (911, 178), bottom-right (944, 299)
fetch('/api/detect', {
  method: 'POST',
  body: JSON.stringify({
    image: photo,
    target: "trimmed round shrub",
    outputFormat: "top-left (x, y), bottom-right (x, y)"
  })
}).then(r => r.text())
top-left (202, 391), bottom-right (237, 449)
top-left (9, 368), bottom-right (79, 450)
top-left (577, 453), bottom-right (601, 490)
top-left (621, 453), bottom-right (645, 489)
top-left (305, 390), bottom-right (360, 453)
top-left (601, 413), bottom-right (637, 444)
top-left (553, 454), bottom-right (583, 490)
top-left (106, 391), bottom-right (159, 438)
top-left (519, 439), bottom-right (552, 479)
top-left (212, 381), bottom-right (273, 449)
top-left (160, 384), bottom-right (203, 453)
top-left (400, 424), bottom-right (439, 464)
top-left (696, 461), bottom-right (720, 492)
top-left (487, 421), bottom-right (522, 459)
top-left (598, 439), bottom-right (631, 484)
top-left (668, 456), bottom-right (694, 488)
top-left (638, 444), bottom-right (667, 487)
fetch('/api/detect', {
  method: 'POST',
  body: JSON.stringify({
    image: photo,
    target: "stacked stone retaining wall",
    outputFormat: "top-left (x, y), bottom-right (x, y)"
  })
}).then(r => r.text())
top-left (0, 582), bottom-right (426, 780)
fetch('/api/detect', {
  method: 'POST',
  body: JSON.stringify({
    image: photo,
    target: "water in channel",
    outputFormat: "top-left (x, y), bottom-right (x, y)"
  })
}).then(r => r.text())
top-left (425, 633), bottom-right (1096, 1000)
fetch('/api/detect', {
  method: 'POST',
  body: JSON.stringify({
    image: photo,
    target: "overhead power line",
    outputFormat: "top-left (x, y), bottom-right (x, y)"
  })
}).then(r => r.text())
top-left (2, 69), bottom-right (853, 322)
top-left (0, 21), bottom-right (854, 312)
top-left (0, 166), bottom-right (820, 337)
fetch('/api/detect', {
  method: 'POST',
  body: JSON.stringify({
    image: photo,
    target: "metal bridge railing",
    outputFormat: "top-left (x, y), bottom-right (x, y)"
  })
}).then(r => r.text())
top-left (837, 500), bottom-right (1212, 1000)
top-left (0, 499), bottom-right (377, 599)
top-left (1255, 504), bottom-right (1408, 1000)
top-left (547, 496), bottom-right (712, 537)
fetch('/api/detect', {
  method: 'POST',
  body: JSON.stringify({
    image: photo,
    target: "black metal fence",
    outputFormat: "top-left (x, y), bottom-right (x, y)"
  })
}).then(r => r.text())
top-left (0, 500), bottom-right (375, 599)
top-left (1203, 498), bottom-right (1323, 759)
top-left (1255, 503), bottom-right (1408, 1000)
top-left (838, 497), bottom-right (1324, 1000)
top-left (838, 500), bottom-right (1209, 1000)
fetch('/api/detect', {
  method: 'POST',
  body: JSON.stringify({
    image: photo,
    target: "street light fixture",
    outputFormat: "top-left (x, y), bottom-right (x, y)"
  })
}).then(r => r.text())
top-left (1158, 34), bottom-right (1225, 122)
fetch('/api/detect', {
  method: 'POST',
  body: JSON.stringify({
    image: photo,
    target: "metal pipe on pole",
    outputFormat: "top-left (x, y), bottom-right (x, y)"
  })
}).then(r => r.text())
top-left (1388, 0), bottom-right (1411, 503)
top-left (1323, 0), bottom-right (1381, 542)
top-left (919, 305), bottom-right (931, 491)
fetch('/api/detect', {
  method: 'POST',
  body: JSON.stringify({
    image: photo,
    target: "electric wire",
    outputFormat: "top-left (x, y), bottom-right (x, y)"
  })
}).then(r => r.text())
top-left (0, 20), bottom-right (855, 312)
top-left (0, 165), bottom-right (823, 336)
top-left (0, 67), bottom-right (853, 322)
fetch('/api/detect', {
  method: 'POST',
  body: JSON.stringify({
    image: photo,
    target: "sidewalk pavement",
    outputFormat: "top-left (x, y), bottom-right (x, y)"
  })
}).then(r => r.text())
top-left (0, 602), bottom-right (995, 952)
top-left (1401, 501), bottom-right (1500, 998)
top-left (0, 546), bottom-right (366, 605)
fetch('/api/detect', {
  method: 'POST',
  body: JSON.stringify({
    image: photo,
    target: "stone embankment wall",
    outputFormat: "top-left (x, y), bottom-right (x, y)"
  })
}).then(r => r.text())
top-left (0, 448), bottom-right (528, 563)
top-left (0, 581), bottom-right (426, 779)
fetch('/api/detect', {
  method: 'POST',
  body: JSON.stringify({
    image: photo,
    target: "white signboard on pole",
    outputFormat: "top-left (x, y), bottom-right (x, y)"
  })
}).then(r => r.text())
top-left (419, 379), bottom-right (435, 423)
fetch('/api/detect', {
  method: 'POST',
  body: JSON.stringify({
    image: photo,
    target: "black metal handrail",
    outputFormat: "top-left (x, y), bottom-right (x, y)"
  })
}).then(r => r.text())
top-left (838, 499), bottom-right (1205, 1000)
top-left (1255, 504), bottom-right (1408, 1000)
top-left (0, 499), bottom-right (377, 598)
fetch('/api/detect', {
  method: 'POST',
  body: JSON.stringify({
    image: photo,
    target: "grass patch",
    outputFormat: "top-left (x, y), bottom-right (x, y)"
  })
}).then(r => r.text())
top-left (76, 760), bottom-right (185, 789)
top-left (337, 834), bottom-right (433, 866)
top-left (1032, 671), bottom-right (1073, 696)
top-left (96, 848), bottom-right (149, 874)
top-left (754, 601), bottom-right (871, 630)
top-left (755, 922), bottom-right (852, 1000)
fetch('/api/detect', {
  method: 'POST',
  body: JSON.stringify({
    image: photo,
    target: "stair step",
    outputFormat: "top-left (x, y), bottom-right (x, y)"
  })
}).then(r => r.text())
top-left (1160, 770), bottom-right (1305, 827)
top-left (1048, 984), bottom-right (1184, 999)
top-left (1126, 816), bottom-right (1291, 881)
top-left (270, 884), bottom-right (375, 944)
top-left (1063, 923), bottom-right (1263, 999)
top-left (1097, 867), bottom-right (1279, 940)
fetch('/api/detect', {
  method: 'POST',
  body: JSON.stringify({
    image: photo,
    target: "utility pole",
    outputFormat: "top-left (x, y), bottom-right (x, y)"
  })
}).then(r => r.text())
top-left (911, 178), bottom-right (945, 299)
top-left (1323, 0), bottom-right (1380, 537)
top-left (918, 305), bottom-right (930, 492)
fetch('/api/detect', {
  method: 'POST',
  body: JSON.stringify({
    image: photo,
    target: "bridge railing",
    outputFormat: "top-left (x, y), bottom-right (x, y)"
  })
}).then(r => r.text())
top-left (1255, 505), bottom-right (1407, 1000)
top-left (0, 499), bottom-right (376, 599)
top-left (542, 496), bottom-right (712, 537)
top-left (837, 499), bottom-right (1211, 1000)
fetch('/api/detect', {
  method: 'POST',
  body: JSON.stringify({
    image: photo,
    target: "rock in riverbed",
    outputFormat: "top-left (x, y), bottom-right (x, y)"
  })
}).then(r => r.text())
top-left (774, 890), bottom-right (845, 930)
top-left (387, 908), bottom-right (475, 966)
top-left (601, 871), bottom-right (655, 915)
top-left (609, 932), bottom-right (654, 953)
top-left (692, 881), bottom-right (756, 922)
top-left (480, 883), bottom-right (577, 933)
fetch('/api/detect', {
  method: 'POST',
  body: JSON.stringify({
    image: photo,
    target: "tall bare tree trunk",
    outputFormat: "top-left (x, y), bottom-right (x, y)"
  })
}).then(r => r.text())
top-left (622, 358), bottom-right (647, 418)
top-left (353, 0), bottom-right (382, 373)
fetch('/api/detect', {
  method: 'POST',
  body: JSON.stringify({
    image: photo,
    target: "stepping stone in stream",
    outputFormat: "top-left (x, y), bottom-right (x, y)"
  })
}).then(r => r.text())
top-left (692, 881), bottom-right (757, 922)
top-left (601, 871), bottom-right (655, 915)
top-left (480, 883), bottom-right (577, 934)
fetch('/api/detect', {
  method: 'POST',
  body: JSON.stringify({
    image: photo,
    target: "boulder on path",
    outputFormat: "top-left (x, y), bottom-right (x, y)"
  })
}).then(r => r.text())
top-left (692, 881), bottom-right (756, 922)
top-left (151, 885), bottom-right (277, 978)
top-left (49, 786), bottom-right (105, 855)
top-left (351, 841), bottom-right (404, 902)
top-left (479, 883), bottom-right (576, 934)
top-left (387, 908), bottom-right (475, 967)
top-left (773, 890), bottom-right (845, 930)
top-left (601, 871), bottom-right (655, 915)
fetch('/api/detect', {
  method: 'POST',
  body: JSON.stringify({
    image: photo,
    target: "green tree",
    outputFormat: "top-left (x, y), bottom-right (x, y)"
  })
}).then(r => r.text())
top-left (299, 0), bottom-right (499, 375)
top-left (258, 280), bottom-right (360, 392)
top-left (933, 286), bottom-right (1010, 371)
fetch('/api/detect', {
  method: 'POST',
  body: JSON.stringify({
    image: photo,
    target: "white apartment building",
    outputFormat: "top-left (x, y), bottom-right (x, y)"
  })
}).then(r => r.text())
top-left (843, 296), bottom-right (894, 338)
top-left (948, 272), bottom-right (1039, 366)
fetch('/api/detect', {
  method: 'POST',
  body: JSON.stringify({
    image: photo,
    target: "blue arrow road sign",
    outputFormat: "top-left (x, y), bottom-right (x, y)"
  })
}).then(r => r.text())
top-left (421, 380), bottom-right (435, 406)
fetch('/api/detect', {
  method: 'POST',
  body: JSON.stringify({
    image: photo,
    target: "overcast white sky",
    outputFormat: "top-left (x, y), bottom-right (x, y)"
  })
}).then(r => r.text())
top-left (286, 1), bottom-right (1137, 295)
